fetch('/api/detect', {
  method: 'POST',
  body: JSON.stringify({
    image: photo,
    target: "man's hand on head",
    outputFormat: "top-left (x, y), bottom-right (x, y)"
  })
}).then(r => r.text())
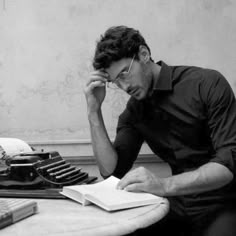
top-left (84, 70), bottom-right (109, 112)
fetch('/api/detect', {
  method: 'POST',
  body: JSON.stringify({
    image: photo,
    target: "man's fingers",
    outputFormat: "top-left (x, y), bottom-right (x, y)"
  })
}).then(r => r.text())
top-left (117, 175), bottom-right (142, 190)
top-left (86, 81), bottom-right (105, 91)
top-left (124, 183), bottom-right (146, 192)
top-left (86, 76), bottom-right (107, 86)
top-left (117, 167), bottom-right (148, 190)
top-left (86, 71), bottom-right (109, 86)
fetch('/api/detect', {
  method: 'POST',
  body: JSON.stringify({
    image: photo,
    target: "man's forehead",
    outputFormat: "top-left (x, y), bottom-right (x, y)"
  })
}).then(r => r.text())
top-left (105, 58), bottom-right (128, 80)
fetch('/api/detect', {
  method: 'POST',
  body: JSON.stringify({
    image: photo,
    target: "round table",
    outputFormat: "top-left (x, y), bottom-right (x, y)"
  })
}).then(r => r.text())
top-left (0, 198), bottom-right (169, 236)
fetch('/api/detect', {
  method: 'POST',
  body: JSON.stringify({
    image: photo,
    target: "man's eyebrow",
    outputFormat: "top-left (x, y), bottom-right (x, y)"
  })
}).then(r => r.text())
top-left (114, 66), bottom-right (128, 80)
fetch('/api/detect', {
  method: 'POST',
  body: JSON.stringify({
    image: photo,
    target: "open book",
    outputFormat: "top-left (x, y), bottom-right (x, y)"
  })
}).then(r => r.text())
top-left (61, 176), bottom-right (164, 211)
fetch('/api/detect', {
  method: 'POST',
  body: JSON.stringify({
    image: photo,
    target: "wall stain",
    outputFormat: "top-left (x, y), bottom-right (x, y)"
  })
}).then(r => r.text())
top-left (202, 0), bottom-right (232, 12)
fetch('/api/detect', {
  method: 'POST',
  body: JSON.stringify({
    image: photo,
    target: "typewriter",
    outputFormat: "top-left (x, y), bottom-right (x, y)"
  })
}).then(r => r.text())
top-left (0, 151), bottom-right (97, 198)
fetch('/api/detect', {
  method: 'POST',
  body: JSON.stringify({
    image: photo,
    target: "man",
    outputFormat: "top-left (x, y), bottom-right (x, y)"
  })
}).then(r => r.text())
top-left (84, 26), bottom-right (236, 235)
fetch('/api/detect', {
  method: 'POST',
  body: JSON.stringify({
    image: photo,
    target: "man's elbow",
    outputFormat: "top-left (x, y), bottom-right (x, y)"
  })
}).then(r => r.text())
top-left (214, 163), bottom-right (234, 186)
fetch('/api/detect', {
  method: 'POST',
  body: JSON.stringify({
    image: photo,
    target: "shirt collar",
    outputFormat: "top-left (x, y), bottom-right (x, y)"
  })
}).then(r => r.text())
top-left (152, 61), bottom-right (173, 92)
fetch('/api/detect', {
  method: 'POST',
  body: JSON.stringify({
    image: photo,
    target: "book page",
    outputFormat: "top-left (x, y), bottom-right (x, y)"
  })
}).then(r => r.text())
top-left (86, 188), bottom-right (163, 211)
top-left (83, 175), bottom-right (119, 191)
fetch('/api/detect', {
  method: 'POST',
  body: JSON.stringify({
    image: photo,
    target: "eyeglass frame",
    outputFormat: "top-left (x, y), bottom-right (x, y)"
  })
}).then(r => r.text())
top-left (107, 55), bottom-right (135, 89)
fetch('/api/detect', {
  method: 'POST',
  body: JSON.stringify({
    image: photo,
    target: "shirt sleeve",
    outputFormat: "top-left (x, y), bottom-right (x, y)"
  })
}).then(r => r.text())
top-left (200, 69), bottom-right (236, 175)
top-left (112, 107), bottom-right (144, 178)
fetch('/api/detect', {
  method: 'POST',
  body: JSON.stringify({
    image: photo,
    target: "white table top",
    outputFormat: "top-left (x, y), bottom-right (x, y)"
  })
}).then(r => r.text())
top-left (0, 198), bottom-right (169, 236)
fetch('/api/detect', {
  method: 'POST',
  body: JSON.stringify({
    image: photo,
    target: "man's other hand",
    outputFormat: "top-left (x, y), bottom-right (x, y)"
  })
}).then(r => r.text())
top-left (117, 167), bottom-right (166, 196)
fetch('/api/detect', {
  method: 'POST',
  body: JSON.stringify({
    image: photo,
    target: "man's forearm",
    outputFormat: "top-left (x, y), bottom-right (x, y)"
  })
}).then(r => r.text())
top-left (88, 110), bottom-right (118, 177)
top-left (161, 162), bottom-right (233, 196)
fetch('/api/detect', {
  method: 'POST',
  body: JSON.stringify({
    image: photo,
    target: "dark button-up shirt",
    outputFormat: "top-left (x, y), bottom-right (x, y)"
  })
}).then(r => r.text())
top-left (112, 61), bottom-right (236, 204)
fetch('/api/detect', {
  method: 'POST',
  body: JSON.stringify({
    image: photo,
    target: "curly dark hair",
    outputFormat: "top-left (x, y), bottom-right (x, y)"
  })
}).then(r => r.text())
top-left (93, 26), bottom-right (151, 70)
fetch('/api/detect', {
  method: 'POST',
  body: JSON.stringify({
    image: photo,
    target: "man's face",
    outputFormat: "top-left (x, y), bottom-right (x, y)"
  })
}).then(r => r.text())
top-left (105, 57), bottom-right (152, 100)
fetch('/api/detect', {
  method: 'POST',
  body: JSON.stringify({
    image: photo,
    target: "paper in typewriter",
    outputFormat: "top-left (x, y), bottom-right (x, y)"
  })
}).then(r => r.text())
top-left (0, 138), bottom-right (32, 160)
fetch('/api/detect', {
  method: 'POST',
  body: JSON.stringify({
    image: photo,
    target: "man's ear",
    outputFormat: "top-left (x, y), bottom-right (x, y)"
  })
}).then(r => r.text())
top-left (138, 45), bottom-right (150, 63)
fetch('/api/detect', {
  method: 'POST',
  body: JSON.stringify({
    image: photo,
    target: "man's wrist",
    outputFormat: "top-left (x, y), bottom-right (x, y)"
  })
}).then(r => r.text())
top-left (88, 110), bottom-right (102, 126)
top-left (157, 177), bottom-right (174, 196)
top-left (158, 178), bottom-right (170, 196)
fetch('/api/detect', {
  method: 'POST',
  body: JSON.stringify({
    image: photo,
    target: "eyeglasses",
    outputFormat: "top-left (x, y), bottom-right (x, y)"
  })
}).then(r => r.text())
top-left (107, 55), bottom-right (135, 89)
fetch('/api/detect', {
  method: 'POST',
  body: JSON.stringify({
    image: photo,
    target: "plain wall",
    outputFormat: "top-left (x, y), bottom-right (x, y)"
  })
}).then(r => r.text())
top-left (0, 0), bottom-right (236, 158)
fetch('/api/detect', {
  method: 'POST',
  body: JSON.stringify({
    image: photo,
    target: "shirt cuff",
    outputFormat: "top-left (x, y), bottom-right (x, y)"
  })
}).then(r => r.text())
top-left (210, 148), bottom-right (236, 175)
